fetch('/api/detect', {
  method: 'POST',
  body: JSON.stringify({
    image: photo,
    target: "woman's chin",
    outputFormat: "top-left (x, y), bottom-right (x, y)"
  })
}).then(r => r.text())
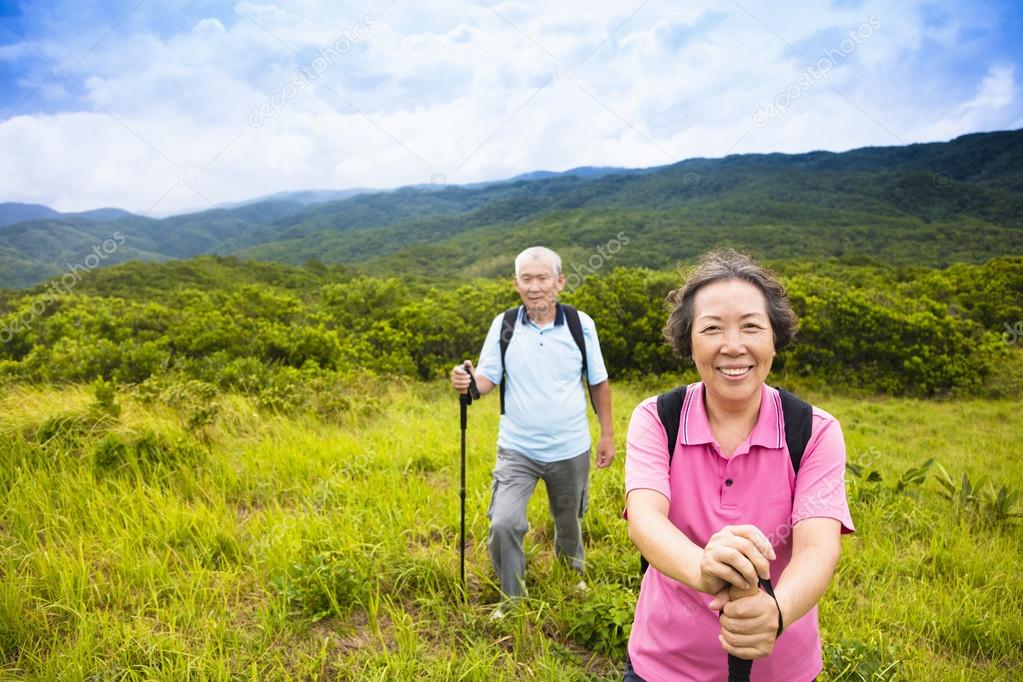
top-left (705, 378), bottom-right (761, 404)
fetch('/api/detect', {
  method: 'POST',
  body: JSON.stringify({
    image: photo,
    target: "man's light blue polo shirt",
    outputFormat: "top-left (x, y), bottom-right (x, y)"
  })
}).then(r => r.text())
top-left (476, 304), bottom-right (608, 463)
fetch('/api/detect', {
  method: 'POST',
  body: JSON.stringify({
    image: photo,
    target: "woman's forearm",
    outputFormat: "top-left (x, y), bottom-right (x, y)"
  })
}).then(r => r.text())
top-left (627, 492), bottom-right (706, 590)
top-left (773, 518), bottom-right (841, 631)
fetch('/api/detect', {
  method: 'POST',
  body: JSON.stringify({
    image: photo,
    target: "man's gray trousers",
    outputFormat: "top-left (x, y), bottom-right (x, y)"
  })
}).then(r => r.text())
top-left (487, 446), bottom-right (590, 598)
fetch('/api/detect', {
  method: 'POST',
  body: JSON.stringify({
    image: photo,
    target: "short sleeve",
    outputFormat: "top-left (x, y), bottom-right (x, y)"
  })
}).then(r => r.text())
top-left (475, 314), bottom-right (505, 386)
top-left (625, 397), bottom-right (672, 504)
top-left (580, 311), bottom-right (609, 385)
top-left (790, 410), bottom-right (855, 534)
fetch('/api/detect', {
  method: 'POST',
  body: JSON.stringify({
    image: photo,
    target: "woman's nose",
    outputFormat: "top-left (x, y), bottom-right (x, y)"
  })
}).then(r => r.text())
top-left (720, 326), bottom-right (745, 352)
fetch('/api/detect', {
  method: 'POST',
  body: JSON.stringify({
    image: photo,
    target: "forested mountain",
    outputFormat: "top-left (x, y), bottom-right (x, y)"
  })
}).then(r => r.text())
top-left (0, 203), bottom-right (136, 228)
top-left (1, 129), bottom-right (1020, 288)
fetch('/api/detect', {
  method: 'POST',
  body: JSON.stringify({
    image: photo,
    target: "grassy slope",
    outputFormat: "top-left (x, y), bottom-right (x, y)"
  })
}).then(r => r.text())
top-left (1, 380), bottom-right (1021, 680)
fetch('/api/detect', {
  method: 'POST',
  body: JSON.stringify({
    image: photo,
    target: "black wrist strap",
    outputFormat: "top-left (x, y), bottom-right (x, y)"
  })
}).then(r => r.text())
top-left (758, 577), bottom-right (784, 638)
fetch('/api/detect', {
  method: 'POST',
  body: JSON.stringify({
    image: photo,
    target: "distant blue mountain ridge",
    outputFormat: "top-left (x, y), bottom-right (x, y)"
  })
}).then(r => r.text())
top-left (0, 203), bottom-right (137, 229)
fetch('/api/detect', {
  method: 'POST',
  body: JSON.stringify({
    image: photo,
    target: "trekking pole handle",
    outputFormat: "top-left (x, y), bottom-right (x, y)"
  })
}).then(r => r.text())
top-left (725, 577), bottom-right (776, 682)
top-left (463, 361), bottom-right (480, 400)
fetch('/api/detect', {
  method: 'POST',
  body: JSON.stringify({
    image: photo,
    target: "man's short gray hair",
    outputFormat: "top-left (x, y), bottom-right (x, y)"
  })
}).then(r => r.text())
top-left (514, 246), bottom-right (562, 277)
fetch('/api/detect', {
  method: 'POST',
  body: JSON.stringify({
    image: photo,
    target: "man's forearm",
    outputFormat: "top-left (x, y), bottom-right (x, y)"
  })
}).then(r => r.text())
top-left (590, 380), bottom-right (613, 435)
top-left (474, 374), bottom-right (497, 395)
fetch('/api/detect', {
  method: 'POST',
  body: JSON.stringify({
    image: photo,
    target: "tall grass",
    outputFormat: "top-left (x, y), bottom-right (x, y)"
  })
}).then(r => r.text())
top-left (0, 379), bottom-right (1020, 680)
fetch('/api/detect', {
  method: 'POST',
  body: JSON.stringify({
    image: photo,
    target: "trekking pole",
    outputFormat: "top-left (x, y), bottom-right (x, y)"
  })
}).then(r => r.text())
top-left (459, 362), bottom-right (480, 596)
top-left (725, 577), bottom-right (779, 682)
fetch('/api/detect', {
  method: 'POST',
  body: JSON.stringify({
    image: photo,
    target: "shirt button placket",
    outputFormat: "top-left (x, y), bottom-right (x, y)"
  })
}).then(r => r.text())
top-left (722, 473), bottom-right (736, 507)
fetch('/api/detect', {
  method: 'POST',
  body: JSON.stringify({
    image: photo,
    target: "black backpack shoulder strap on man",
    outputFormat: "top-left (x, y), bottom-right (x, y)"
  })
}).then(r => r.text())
top-left (560, 303), bottom-right (594, 412)
top-left (498, 306), bottom-right (520, 415)
top-left (498, 303), bottom-right (593, 415)
top-left (639, 384), bottom-right (814, 574)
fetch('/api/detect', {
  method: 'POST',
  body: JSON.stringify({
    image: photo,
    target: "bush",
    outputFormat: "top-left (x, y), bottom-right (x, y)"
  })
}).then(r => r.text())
top-left (565, 581), bottom-right (635, 657)
top-left (0, 257), bottom-right (1017, 397)
top-left (275, 549), bottom-right (366, 622)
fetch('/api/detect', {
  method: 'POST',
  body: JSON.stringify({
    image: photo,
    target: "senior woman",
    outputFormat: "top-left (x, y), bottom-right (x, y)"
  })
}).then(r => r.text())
top-left (624, 250), bottom-right (854, 682)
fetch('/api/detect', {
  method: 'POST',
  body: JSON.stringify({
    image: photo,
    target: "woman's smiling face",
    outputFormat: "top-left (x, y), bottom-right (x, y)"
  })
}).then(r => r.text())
top-left (690, 278), bottom-right (776, 405)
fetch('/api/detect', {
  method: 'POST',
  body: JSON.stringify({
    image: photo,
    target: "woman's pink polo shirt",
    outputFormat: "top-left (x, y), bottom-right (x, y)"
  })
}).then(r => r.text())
top-left (625, 382), bottom-right (855, 682)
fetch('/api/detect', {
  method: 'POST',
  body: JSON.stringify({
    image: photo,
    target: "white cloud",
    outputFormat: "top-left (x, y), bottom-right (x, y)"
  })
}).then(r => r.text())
top-left (921, 64), bottom-right (1017, 141)
top-left (0, 0), bottom-right (1019, 212)
top-left (960, 64), bottom-right (1015, 111)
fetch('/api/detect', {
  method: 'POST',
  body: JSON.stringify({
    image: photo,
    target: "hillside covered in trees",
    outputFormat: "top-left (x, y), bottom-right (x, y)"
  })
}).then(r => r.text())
top-left (1, 128), bottom-right (1021, 288)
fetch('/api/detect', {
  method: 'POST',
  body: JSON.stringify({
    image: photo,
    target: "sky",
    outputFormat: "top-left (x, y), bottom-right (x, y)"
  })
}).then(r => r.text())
top-left (0, 0), bottom-right (1020, 215)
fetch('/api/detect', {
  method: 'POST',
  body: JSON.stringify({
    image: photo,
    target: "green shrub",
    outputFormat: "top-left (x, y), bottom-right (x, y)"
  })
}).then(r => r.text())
top-left (89, 378), bottom-right (121, 419)
top-left (0, 257), bottom-right (1017, 397)
top-left (275, 549), bottom-right (365, 622)
top-left (565, 581), bottom-right (635, 657)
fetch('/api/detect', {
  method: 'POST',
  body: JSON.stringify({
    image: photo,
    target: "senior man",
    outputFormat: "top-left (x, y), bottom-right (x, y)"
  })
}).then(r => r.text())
top-left (451, 246), bottom-right (615, 605)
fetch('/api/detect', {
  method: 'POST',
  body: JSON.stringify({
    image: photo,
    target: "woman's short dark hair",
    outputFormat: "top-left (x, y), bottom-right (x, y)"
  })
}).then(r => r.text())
top-left (663, 249), bottom-right (798, 359)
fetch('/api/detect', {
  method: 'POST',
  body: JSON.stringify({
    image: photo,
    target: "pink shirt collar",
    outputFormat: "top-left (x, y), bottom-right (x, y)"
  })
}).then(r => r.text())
top-left (680, 382), bottom-right (785, 451)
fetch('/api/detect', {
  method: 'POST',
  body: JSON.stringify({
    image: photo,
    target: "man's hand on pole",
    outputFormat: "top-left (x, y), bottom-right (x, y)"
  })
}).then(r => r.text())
top-left (451, 361), bottom-right (473, 394)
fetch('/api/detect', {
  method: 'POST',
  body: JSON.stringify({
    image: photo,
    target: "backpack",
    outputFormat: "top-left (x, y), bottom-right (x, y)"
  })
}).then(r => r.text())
top-left (498, 303), bottom-right (593, 415)
top-left (638, 384), bottom-right (813, 574)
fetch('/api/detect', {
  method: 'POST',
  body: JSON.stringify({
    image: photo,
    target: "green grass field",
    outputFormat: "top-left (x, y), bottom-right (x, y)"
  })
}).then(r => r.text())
top-left (1, 378), bottom-right (1021, 680)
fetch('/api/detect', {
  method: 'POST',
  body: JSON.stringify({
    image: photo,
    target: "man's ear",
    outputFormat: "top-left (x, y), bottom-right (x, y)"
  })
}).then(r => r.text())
top-left (555, 274), bottom-right (567, 292)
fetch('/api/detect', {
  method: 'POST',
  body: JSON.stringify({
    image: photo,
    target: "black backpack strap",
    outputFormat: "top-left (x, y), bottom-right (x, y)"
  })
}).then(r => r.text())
top-left (498, 307), bottom-right (520, 415)
top-left (560, 303), bottom-right (594, 411)
top-left (641, 384), bottom-right (690, 574)
top-left (776, 387), bottom-right (813, 477)
top-left (655, 385), bottom-right (689, 465)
